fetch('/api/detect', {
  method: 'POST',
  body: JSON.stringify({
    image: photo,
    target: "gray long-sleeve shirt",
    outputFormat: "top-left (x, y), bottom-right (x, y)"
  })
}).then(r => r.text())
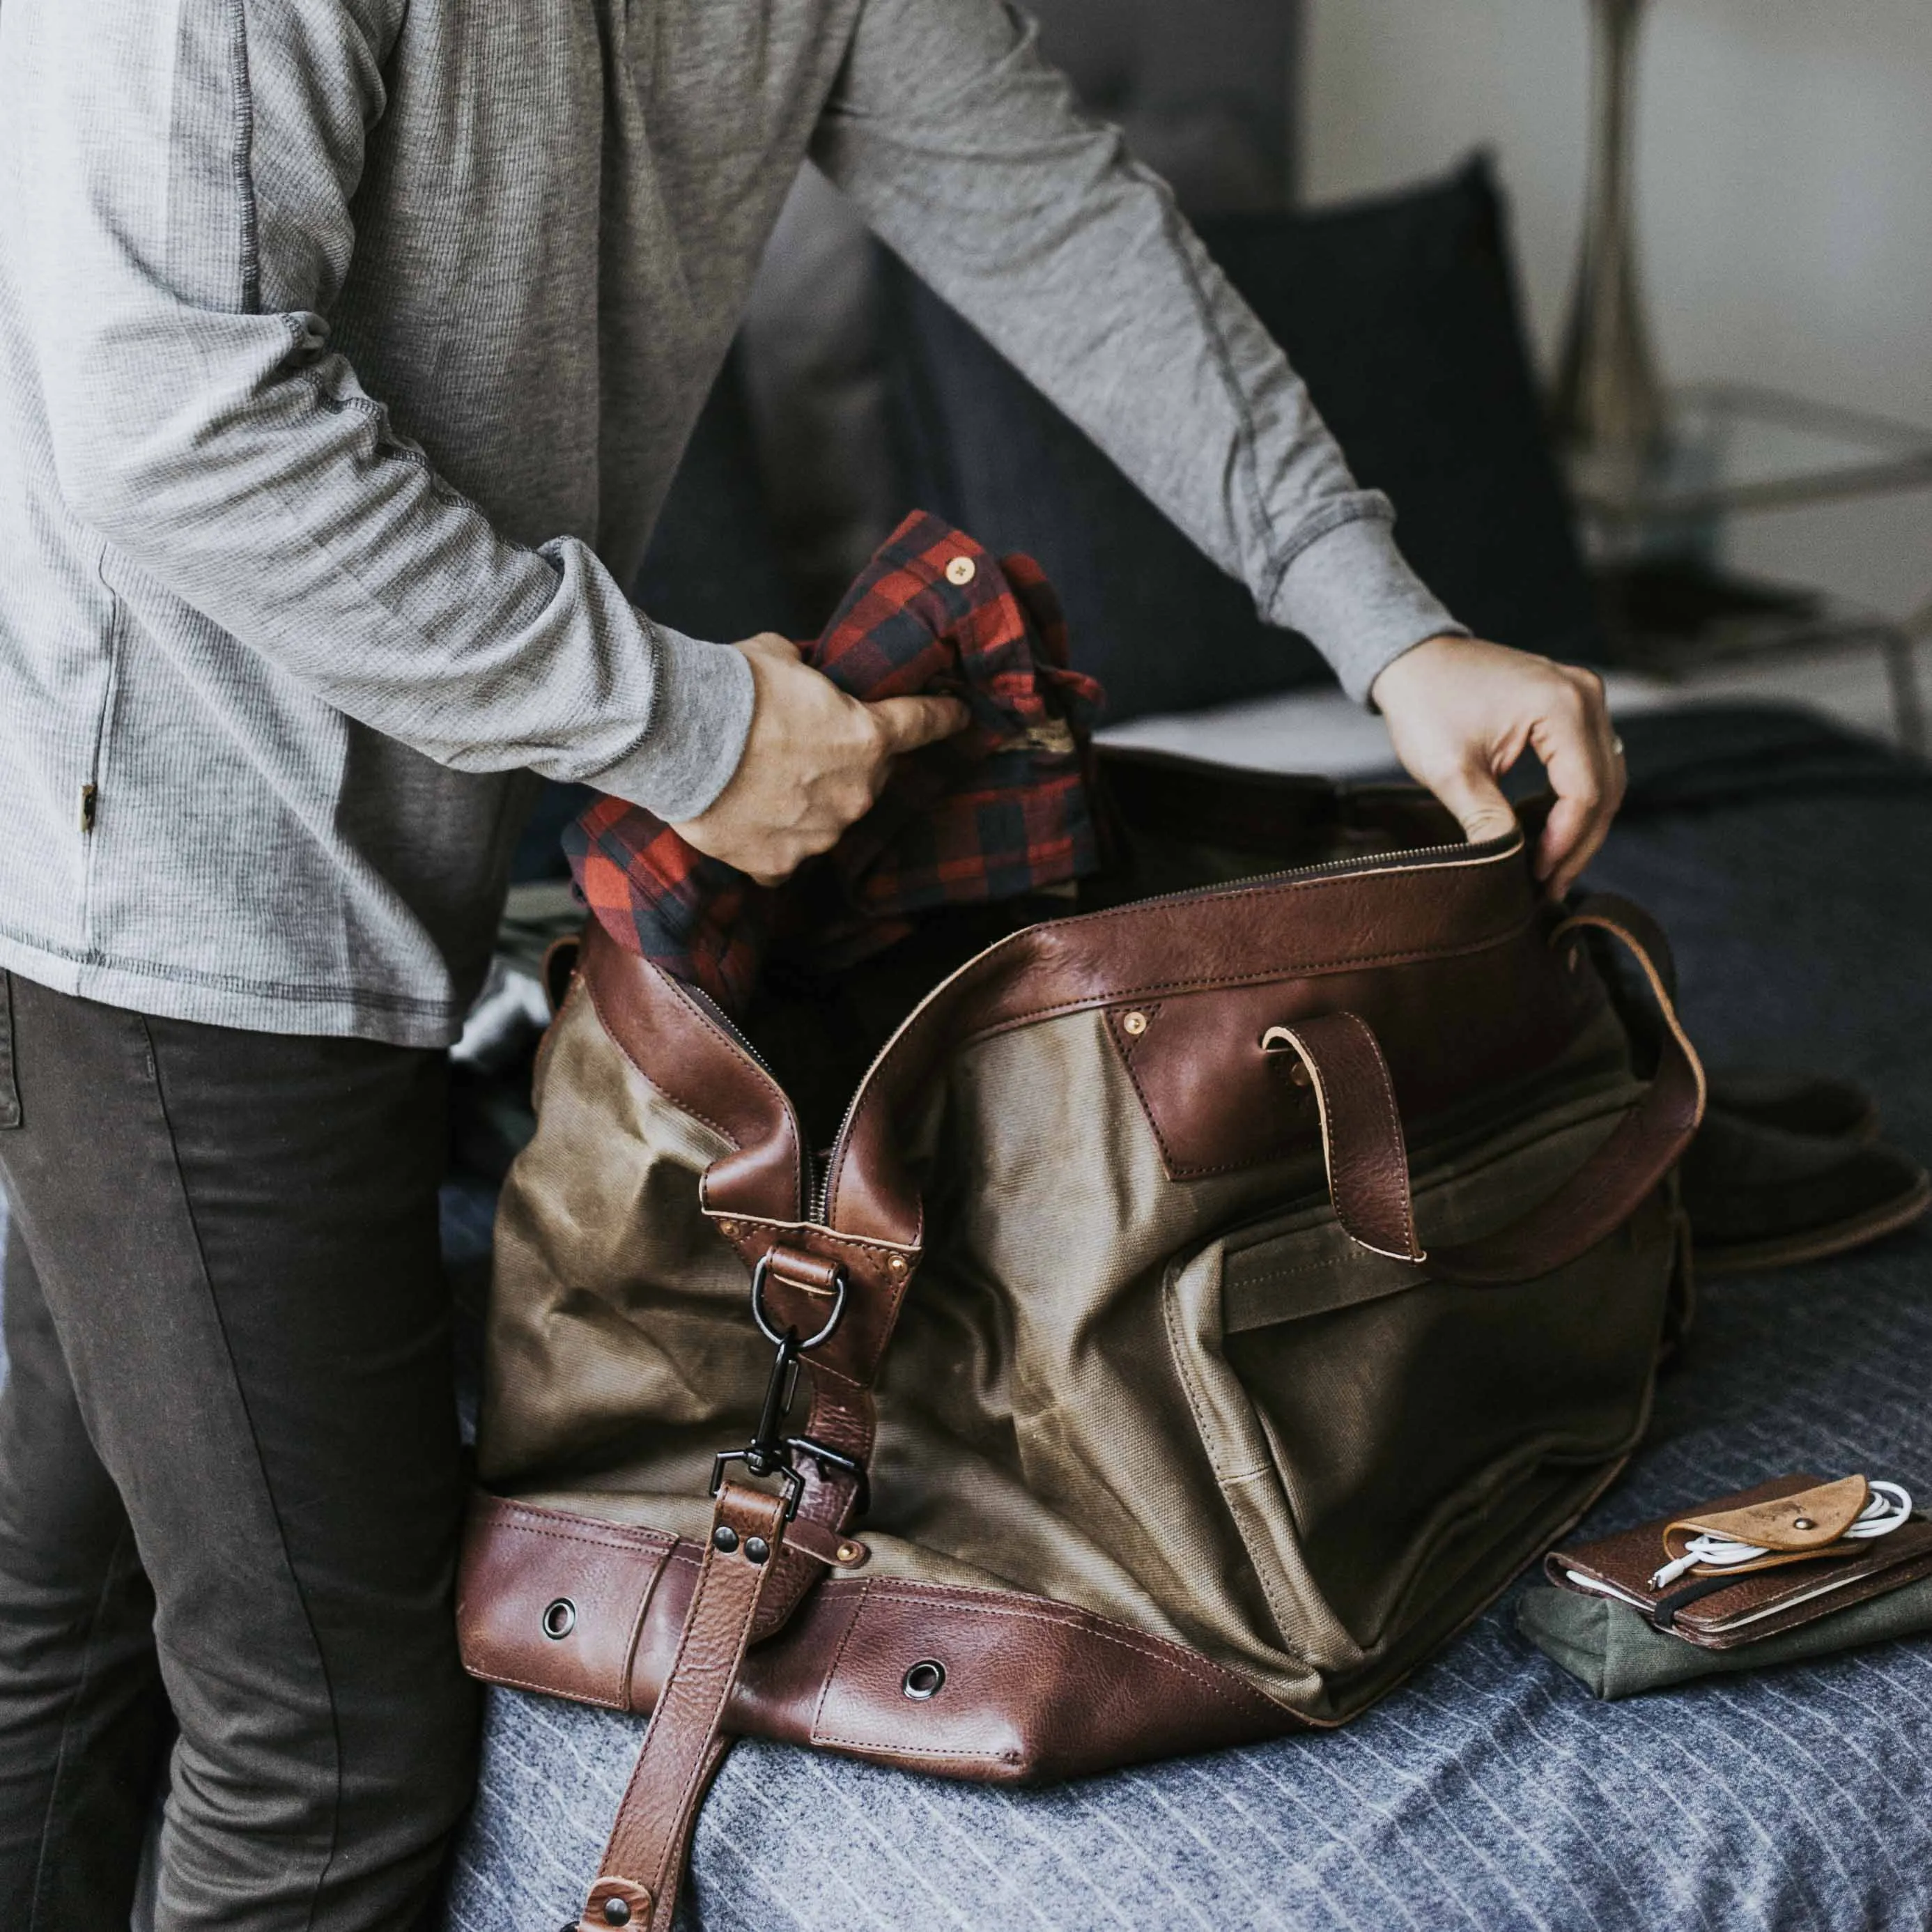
top-left (0, 0), bottom-right (1460, 1046)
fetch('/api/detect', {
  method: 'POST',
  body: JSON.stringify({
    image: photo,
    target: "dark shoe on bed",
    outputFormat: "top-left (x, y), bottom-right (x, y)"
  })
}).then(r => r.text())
top-left (1705, 1066), bottom-right (1881, 1145)
top-left (1683, 1107), bottom-right (1931, 1277)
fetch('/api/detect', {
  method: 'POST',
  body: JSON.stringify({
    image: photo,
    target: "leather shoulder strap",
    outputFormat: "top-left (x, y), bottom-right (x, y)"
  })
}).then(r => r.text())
top-left (576, 1482), bottom-right (791, 1932)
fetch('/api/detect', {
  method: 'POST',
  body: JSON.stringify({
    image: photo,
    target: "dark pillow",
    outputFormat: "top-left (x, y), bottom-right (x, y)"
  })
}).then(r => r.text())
top-left (880, 155), bottom-right (1598, 724)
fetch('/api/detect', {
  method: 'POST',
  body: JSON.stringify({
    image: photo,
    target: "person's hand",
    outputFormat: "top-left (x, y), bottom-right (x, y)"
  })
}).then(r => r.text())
top-left (672, 634), bottom-right (971, 886)
top-left (1370, 635), bottom-right (1625, 899)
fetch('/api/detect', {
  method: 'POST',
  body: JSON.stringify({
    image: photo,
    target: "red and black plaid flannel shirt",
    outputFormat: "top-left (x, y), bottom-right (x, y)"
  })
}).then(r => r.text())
top-left (565, 511), bottom-right (1106, 1012)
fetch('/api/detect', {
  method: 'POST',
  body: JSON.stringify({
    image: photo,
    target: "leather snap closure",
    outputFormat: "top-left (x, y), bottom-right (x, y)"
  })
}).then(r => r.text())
top-left (744, 1535), bottom-right (771, 1565)
top-left (902, 1658), bottom-right (946, 1700)
top-left (541, 1598), bottom-right (576, 1641)
top-left (945, 555), bottom-right (977, 586)
top-left (713, 1525), bottom-right (740, 1554)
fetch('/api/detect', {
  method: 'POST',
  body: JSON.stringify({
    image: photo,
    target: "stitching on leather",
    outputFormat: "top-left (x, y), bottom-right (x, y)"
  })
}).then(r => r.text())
top-left (702, 1213), bottom-right (923, 1261)
top-left (481, 1510), bottom-right (678, 1556)
top-left (811, 1578), bottom-right (871, 1741)
top-left (973, 918), bottom-right (1536, 1046)
top-left (810, 1732), bottom-right (1023, 1761)
top-left (1042, 840), bottom-right (1520, 943)
top-left (654, 1581), bottom-right (762, 1894)
top-left (654, 968), bottom-right (809, 1210)
top-left (853, 1587), bottom-right (1279, 1714)
top-left (465, 1664), bottom-right (629, 1710)
top-left (1111, 1009), bottom-right (1185, 1172)
top-left (826, 902), bottom-right (1531, 1219)
top-left (584, 967), bottom-right (741, 1152)
top-left (641, 1517), bottom-right (781, 1899)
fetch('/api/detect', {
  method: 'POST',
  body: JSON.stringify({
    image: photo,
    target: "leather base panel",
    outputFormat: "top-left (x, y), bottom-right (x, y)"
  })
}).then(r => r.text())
top-left (458, 1494), bottom-right (1297, 1784)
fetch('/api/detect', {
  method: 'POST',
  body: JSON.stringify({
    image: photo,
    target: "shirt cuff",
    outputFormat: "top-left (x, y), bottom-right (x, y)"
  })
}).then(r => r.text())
top-left (580, 620), bottom-right (757, 822)
top-left (1267, 509), bottom-right (1468, 706)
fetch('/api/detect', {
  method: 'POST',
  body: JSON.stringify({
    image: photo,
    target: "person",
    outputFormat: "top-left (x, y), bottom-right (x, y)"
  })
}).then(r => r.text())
top-left (0, 0), bottom-right (1625, 1925)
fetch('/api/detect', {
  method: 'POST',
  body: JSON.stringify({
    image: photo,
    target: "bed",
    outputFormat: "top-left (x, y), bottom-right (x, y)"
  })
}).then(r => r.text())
top-left (440, 701), bottom-right (1932, 1932)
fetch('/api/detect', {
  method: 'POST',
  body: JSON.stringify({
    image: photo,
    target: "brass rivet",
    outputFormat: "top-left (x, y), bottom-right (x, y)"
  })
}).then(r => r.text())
top-left (837, 1544), bottom-right (860, 1564)
top-left (945, 555), bottom-right (977, 587)
top-left (1793, 1517), bottom-right (1814, 1531)
top-left (718, 1220), bottom-right (741, 1239)
top-left (1288, 1062), bottom-right (1312, 1088)
top-left (1122, 1010), bottom-right (1149, 1037)
top-left (887, 1253), bottom-right (909, 1276)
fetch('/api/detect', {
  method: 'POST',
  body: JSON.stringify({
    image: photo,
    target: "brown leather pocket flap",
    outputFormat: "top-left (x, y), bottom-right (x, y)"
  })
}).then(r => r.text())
top-left (457, 1494), bottom-right (674, 1711)
top-left (809, 1580), bottom-right (1288, 1781)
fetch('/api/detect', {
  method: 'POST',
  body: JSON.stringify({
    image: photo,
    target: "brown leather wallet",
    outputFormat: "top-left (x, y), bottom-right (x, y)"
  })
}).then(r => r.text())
top-left (1547, 1474), bottom-right (1932, 1650)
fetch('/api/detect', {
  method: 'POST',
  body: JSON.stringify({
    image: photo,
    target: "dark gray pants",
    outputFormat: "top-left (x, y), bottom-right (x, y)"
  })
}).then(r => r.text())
top-left (0, 972), bottom-right (478, 1931)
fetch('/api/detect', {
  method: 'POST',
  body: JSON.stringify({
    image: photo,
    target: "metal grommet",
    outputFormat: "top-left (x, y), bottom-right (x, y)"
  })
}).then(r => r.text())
top-left (1121, 1010), bottom-right (1149, 1037)
top-left (902, 1658), bottom-right (946, 1701)
top-left (713, 1524), bottom-right (741, 1554)
top-left (541, 1598), bottom-right (577, 1641)
top-left (945, 555), bottom-right (977, 587)
top-left (744, 1535), bottom-right (771, 1565)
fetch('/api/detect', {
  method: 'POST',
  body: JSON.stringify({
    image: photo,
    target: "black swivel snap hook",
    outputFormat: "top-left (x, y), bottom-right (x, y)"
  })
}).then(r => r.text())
top-left (710, 1252), bottom-right (848, 1520)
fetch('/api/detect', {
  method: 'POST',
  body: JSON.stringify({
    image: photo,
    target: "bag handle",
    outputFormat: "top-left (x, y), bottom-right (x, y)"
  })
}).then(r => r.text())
top-left (1262, 895), bottom-right (1706, 1287)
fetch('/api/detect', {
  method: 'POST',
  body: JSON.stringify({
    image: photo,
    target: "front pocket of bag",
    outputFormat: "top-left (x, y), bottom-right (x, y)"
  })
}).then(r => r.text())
top-left (1163, 1086), bottom-right (1675, 1678)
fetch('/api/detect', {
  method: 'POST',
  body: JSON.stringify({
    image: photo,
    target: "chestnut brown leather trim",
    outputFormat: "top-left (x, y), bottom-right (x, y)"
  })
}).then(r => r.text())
top-left (1427, 895), bottom-right (1707, 1285)
top-left (1264, 1012), bottom-right (1423, 1262)
top-left (826, 827), bottom-right (1565, 1243)
top-left (582, 1482), bottom-right (792, 1932)
top-left (456, 1496), bottom-right (674, 1711)
top-left (460, 1495), bottom-right (1295, 1784)
top-left (579, 920), bottom-right (805, 1226)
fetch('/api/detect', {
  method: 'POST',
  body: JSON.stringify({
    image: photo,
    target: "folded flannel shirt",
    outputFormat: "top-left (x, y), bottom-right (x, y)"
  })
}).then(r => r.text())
top-left (566, 512), bottom-right (1106, 1013)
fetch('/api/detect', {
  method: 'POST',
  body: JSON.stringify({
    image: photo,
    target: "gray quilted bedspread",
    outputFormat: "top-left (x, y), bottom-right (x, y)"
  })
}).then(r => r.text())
top-left (445, 711), bottom-right (1932, 1932)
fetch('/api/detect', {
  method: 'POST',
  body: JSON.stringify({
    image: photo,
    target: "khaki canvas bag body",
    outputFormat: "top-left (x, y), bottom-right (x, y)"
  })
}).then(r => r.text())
top-left (461, 754), bottom-right (1704, 1932)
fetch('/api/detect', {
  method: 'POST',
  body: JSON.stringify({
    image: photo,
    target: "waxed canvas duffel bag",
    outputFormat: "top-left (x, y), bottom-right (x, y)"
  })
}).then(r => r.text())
top-left (458, 750), bottom-right (1703, 1932)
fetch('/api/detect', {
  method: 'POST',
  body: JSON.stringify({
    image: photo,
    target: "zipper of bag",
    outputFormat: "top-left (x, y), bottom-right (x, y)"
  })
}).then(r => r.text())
top-left (809, 826), bottom-right (1524, 1227)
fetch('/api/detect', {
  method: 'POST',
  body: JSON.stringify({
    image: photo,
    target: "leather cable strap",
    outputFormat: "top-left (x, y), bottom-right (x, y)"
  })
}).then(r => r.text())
top-left (577, 1481), bottom-right (791, 1932)
top-left (1264, 893), bottom-right (1707, 1287)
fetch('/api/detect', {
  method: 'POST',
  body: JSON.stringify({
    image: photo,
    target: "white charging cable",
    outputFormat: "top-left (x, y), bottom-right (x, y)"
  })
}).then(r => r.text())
top-left (1649, 1481), bottom-right (1915, 1591)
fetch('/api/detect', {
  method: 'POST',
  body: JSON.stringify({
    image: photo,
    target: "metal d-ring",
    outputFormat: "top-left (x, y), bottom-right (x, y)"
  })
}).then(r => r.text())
top-left (748, 1251), bottom-right (848, 1352)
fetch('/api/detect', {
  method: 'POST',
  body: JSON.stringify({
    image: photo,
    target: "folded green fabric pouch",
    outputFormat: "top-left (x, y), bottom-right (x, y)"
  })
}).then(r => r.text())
top-left (1517, 1575), bottom-right (1932, 1700)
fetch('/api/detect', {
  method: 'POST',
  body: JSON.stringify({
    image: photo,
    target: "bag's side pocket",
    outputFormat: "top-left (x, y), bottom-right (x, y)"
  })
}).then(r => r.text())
top-left (0, 973), bottom-right (20, 1129)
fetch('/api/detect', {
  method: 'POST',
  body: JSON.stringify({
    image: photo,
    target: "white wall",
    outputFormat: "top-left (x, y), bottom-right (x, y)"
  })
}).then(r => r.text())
top-left (1301, 0), bottom-right (1932, 624)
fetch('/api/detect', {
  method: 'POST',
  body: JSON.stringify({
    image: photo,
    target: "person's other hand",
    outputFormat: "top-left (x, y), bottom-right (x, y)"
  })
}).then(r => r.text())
top-left (672, 634), bottom-right (971, 886)
top-left (1370, 635), bottom-right (1624, 900)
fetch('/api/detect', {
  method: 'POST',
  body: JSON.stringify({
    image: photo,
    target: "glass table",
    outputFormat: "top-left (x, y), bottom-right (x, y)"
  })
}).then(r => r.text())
top-left (1566, 384), bottom-right (1932, 750)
